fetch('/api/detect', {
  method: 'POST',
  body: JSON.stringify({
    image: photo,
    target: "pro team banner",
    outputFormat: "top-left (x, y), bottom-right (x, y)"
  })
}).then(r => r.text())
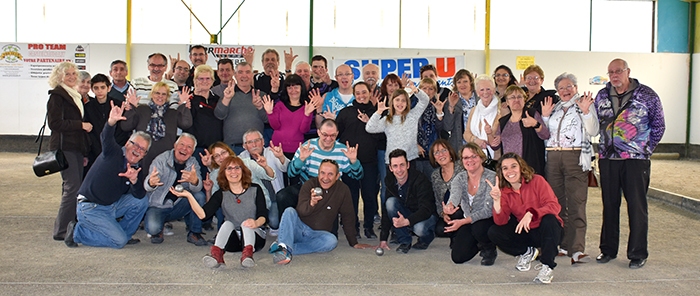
top-left (332, 56), bottom-right (466, 88)
top-left (0, 43), bottom-right (89, 79)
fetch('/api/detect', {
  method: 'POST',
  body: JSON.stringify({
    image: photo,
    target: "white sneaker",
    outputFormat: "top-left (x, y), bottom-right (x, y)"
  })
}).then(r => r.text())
top-left (163, 224), bottom-right (174, 236)
top-left (516, 247), bottom-right (539, 271)
top-left (534, 264), bottom-right (553, 284)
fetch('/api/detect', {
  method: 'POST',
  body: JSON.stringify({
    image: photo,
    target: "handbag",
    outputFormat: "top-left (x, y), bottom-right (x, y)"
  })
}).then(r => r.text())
top-left (33, 112), bottom-right (68, 177)
top-left (587, 170), bottom-right (598, 187)
top-left (483, 149), bottom-right (498, 171)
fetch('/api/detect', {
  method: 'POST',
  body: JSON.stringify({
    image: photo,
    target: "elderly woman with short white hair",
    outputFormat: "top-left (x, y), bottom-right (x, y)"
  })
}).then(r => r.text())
top-left (541, 72), bottom-right (599, 264)
top-left (463, 74), bottom-right (501, 160)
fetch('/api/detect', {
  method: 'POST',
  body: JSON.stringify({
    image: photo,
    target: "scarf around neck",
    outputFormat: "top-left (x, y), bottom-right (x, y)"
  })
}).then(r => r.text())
top-left (60, 83), bottom-right (84, 117)
top-left (146, 100), bottom-right (168, 141)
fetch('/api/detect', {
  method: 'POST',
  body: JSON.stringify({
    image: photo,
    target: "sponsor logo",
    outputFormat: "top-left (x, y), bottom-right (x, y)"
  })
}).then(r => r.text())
top-left (1, 44), bottom-right (23, 63)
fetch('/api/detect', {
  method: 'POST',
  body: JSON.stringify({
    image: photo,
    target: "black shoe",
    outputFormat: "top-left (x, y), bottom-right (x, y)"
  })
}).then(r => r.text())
top-left (187, 232), bottom-right (208, 246)
top-left (412, 240), bottom-right (430, 250)
top-left (596, 253), bottom-right (616, 263)
top-left (389, 231), bottom-right (399, 245)
top-left (396, 243), bottom-right (411, 254)
top-left (126, 237), bottom-right (140, 245)
top-left (480, 248), bottom-right (497, 266)
top-left (629, 258), bottom-right (647, 269)
top-left (64, 221), bottom-right (78, 248)
top-left (364, 228), bottom-right (377, 239)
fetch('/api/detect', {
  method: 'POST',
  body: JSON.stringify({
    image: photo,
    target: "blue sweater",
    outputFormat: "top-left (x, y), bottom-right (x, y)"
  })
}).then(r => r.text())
top-left (78, 123), bottom-right (146, 205)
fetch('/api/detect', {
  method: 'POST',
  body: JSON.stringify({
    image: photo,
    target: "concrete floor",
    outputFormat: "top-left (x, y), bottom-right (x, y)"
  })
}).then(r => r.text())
top-left (1, 152), bottom-right (699, 295)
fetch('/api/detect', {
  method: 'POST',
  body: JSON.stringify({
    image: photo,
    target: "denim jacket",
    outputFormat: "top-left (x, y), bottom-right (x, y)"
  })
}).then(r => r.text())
top-left (594, 79), bottom-right (665, 160)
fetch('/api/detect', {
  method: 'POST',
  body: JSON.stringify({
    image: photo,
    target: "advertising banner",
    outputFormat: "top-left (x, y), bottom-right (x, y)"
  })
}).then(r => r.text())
top-left (0, 43), bottom-right (89, 79)
top-left (332, 56), bottom-right (466, 88)
top-left (187, 44), bottom-right (255, 68)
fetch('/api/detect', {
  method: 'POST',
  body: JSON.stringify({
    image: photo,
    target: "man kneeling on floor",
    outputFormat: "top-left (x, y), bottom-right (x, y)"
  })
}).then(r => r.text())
top-left (270, 159), bottom-right (372, 264)
top-left (65, 102), bottom-right (150, 249)
top-left (378, 149), bottom-right (437, 254)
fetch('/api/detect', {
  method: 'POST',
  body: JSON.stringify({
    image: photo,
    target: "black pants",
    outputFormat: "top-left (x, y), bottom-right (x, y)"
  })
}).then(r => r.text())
top-left (599, 159), bottom-right (650, 260)
top-left (451, 218), bottom-right (495, 264)
top-left (275, 182), bottom-right (302, 223)
top-left (488, 214), bottom-right (562, 268)
top-left (224, 231), bottom-right (266, 253)
top-left (435, 209), bottom-right (464, 238)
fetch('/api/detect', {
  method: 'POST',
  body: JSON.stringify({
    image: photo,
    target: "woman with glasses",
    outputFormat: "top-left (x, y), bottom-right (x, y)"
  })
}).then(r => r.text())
top-left (443, 143), bottom-right (498, 265)
top-left (428, 139), bottom-right (464, 241)
top-left (263, 74), bottom-right (320, 160)
top-left (121, 81), bottom-right (192, 173)
top-left (541, 73), bottom-right (599, 264)
top-left (170, 156), bottom-right (268, 269)
top-left (522, 65), bottom-right (559, 116)
top-left (493, 65), bottom-right (518, 116)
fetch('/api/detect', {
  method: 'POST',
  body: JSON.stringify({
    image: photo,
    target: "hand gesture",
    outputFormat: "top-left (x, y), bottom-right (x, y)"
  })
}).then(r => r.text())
top-left (369, 89), bottom-right (381, 106)
top-left (490, 135), bottom-right (501, 147)
top-left (400, 72), bottom-right (411, 88)
top-left (483, 119), bottom-right (493, 135)
top-left (448, 91), bottom-right (460, 109)
top-left (270, 141), bottom-right (285, 160)
top-left (485, 178), bottom-right (501, 201)
top-left (298, 142), bottom-right (315, 162)
top-left (357, 109), bottom-right (369, 123)
top-left (442, 201), bottom-right (457, 215)
top-left (417, 144), bottom-right (426, 157)
top-left (179, 86), bottom-right (192, 106)
top-left (284, 47), bottom-right (298, 71)
top-left (149, 167), bottom-right (164, 187)
top-left (243, 48), bottom-right (255, 64)
top-left (392, 211), bottom-right (410, 228)
top-left (199, 149), bottom-right (212, 168)
top-left (202, 172), bottom-right (213, 193)
top-left (406, 81), bottom-right (417, 94)
top-left (341, 141), bottom-right (358, 164)
top-left (107, 101), bottom-right (127, 126)
top-left (309, 89), bottom-right (326, 112)
top-left (515, 212), bottom-right (533, 234)
top-left (223, 80), bottom-right (236, 101)
top-left (376, 97), bottom-right (389, 114)
top-left (521, 112), bottom-right (538, 128)
top-left (431, 98), bottom-right (445, 113)
top-left (576, 91), bottom-right (594, 115)
top-left (270, 71), bottom-right (280, 93)
top-left (82, 122), bottom-right (93, 132)
top-left (169, 53), bottom-right (180, 67)
top-left (540, 96), bottom-right (554, 118)
top-left (303, 100), bottom-right (317, 116)
top-left (444, 218), bottom-right (467, 233)
top-left (118, 166), bottom-right (141, 184)
top-left (254, 152), bottom-right (268, 168)
top-left (321, 110), bottom-right (337, 120)
top-left (123, 88), bottom-right (139, 110)
top-left (262, 94), bottom-right (274, 114)
top-left (179, 164), bottom-right (199, 185)
top-left (518, 73), bottom-right (525, 86)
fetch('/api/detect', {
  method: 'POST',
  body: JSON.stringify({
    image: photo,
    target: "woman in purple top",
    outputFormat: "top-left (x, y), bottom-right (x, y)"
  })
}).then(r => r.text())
top-left (488, 85), bottom-right (549, 175)
top-left (263, 74), bottom-right (320, 159)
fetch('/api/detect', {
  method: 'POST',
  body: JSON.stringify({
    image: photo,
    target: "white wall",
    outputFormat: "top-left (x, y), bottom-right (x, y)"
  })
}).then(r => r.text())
top-left (0, 43), bottom-right (691, 146)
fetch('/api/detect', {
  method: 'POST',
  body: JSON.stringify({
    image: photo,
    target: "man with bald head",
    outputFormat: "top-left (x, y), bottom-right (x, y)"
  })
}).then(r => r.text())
top-left (594, 58), bottom-right (665, 269)
top-left (295, 62), bottom-right (312, 91)
top-left (362, 63), bottom-right (380, 93)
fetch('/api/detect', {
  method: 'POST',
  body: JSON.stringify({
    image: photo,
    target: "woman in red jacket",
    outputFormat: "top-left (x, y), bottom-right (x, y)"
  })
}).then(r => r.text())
top-left (486, 153), bottom-right (562, 284)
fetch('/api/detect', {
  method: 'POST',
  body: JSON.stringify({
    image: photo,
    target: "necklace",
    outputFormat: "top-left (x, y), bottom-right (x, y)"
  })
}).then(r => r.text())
top-left (231, 189), bottom-right (245, 203)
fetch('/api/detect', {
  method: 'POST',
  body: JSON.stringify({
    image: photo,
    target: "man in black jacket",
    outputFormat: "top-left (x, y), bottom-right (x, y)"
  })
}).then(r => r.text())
top-left (378, 149), bottom-right (437, 253)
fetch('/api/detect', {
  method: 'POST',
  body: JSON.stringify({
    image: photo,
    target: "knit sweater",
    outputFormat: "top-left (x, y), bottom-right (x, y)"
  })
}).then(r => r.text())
top-left (365, 89), bottom-right (430, 163)
top-left (448, 169), bottom-right (496, 223)
top-left (214, 85), bottom-right (268, 146)
top-left (269, 101), bottom-right (314, 153)
top-left (297, 178), bottom-right (358, 246)
top-left (430, 162), bottom-right (465, 216)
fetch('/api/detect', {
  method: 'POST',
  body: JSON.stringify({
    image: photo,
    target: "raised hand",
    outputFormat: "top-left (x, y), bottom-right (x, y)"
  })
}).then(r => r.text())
top-left (485, 178), bottom-right (501, 201)
top-left (254, 152), bottom-right (268, 168)
top-left (369, 89), bottom-right (381, 106)
top-left (431, 98), bottom-right (445, 114)
top-left (284, 47), bottom-right (298, 71)
top-left (298, 142), bottom-right (315, 162)
top-left (321, 110), bottom-right (337, 120)
top-left (199, 149), bottom-right (212, 168)
top-left (223, 79), bottom-right (236, 101)
top-left (400, 72), bottom-right (411, 88)
top-left (179, 164), bottom-right (199, 185)
top-left (149, 167), bottom-right (164, 187)
top-left (540, 96), bottom-right (554, 118)
top-left (270, 141), bottom-right (285, 160)
top-left (261, 95), bottom-right (274, 114)
top-left (123, 88), bottom-right (139, 110)
top-left (118, 166), bottom-right (141, 184)
top-left (341, 141), bottom-right (358, 164)
top-left (357, 109), bottom-right (369, 123)
top-left (448, 91), bottom-right (460, 111)
top-left (243, 48), bottom-right (255, 64)
top-left (309, 89), bottom-right (326, 112)
top-left (483, 118), bottom-right (493, 135)
top-left (518, 73), bottom-right (525, 86)
top-left (179, 86), bottom-right (192, 105)
top-left (521, 111), bottom-right (538, 128)
top-left (309, 187), bottom-right (323, 207)
top-left (107, 101), bottom-right (127, 126)
top-left (202, 172), bottom-right (213, 193)
top-left (376, 97), bottom-right (389, 114)
top-left (169, 53), bottom-right (180, 69)
top-left (406, 81), bottom-right (417, 94)
top-left (270, 71), bottom-right (280, 93)
top-left (392, 211), bottom-right (410, 228)
top-left (576, 91), bottom-right (594, 115)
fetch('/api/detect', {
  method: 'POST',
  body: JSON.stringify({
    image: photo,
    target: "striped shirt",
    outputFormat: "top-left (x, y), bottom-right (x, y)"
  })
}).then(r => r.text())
top-left (288, 138), bottom-right (364, 183)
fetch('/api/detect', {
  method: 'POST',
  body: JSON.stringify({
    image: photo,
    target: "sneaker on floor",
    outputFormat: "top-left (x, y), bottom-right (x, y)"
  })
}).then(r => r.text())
top-left (151, 231), bottom-right (164, 244)
top-left (241, 245), bottom-right (255, 268)
top-left (571, 251), bottom-right (592, 264)
top-left (516, 247), bottom-right (539, 271)
top-left (271, 244), bottom-right (292, 265)
top-left (187, 232), bottom-right (208, 246)
top-left (396, 243), bottom-right (411, 254)
top-left (163, 223), bottom-right (174, 236)
top-left (558, 248), bottom-right (568, 257)
top-left (534, 264), bottom-right (553, 284)
top-left (412, 240), bottom-right (429, 250)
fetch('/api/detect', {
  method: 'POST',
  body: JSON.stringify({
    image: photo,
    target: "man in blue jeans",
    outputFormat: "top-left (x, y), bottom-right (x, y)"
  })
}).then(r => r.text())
top-left (64, 102), bottom-right (150, 249)
top-left (270, 159), bottom-right (372, 264)
top-left (378, 149), bottom-right (437, 254)
top-left (143, 133), bottom-right (207, 246)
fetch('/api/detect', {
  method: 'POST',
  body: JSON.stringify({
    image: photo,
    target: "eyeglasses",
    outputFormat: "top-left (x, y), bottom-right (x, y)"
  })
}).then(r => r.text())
top-left (607, 68), bottom-right (628, 76)
top-left (525, 76), bottom-right (541, 81)
top-left (494, 73), bottom-right (510, 78)
top-left (197, 77), bottom-right (212, 82)
top-left (129, 140), bottom-right (148, 153)
top-left (149, 64), bottom-right (166, 68)
top-left (462, 155), bottom-right (479, 160)
top-left (557, 85), bottom-right (575, 92)
top-left (320, 132), bottom-right (337, 138)
top-left (433, 148), bottom-right (448, 156)
top-left (213, 151), bottom-right (229, 159)
top-left (224, 165), bottom-right (241, 171)
top-left (244, 138), bottom-right (263, 145)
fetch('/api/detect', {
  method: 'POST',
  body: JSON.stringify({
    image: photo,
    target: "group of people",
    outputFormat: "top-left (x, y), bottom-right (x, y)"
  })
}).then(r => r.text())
top-left (46, 46), bottom-right (665, 285)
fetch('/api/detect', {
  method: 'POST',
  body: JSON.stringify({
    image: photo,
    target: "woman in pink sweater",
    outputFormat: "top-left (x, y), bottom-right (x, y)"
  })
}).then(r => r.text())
top-left (262, 74), bottom-right (319, 159)
top-left (486, 153), bottom-right (562, 284)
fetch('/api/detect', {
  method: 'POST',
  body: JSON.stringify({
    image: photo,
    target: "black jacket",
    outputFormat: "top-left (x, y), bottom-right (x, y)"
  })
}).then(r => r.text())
top-left (47, 85), bottom-right (89, 155)
top-left (380, 167), bottom-right (436, 241)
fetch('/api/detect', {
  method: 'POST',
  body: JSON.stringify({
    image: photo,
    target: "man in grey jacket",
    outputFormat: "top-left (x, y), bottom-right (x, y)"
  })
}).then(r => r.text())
top-left (144, 133), bottom-right (207, 246)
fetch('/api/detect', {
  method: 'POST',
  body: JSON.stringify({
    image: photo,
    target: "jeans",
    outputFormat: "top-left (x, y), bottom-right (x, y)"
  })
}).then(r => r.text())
top-left (145, 191), bottom-right (205, 235)
top-left (277, 208), bottom-right (338, 255)
top-left (385, 197), bottom-right (437, 246)
top-left (73, 194), bottom-right (148, 249)
top-left (342, 162), bottom-right (379, 231)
